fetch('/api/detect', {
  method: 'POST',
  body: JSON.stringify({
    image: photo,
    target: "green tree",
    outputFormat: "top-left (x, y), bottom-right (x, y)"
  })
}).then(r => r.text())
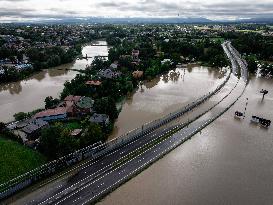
top-left (94, 97), bottom-right (118, 120)
top-left (0, 122), bottom-right (6, 132)
top-left (40, 124), bottom-right (79, 159)
top-left (80, 123), bottom-right (104, 147)
top-left (45, 96), bottom-right (60, 109)
top-left (14, 112), bottom-right (28, 121)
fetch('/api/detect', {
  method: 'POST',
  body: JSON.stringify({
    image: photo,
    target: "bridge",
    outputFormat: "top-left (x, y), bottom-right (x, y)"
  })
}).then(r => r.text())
top-left (1, 42), bottom-right (248, 205)
top-left (79, 54), bottom-right (108, 60)
top-left (90, 44), bottom-right (108, 46)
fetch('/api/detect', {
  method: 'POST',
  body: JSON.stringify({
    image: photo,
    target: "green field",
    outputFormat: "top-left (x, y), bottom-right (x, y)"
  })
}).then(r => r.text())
top-left (63, 121), bottom-right (82, 130)
top-left (0, 137), bottom-right (46, 184)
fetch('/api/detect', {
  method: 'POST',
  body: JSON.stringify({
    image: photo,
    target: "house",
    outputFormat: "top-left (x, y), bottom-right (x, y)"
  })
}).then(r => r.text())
top-left (161, 59), bottom-right (171, 65)
top-left (98, 69), bottom-right (121, 79)
top-left (15, 64), bottom-right (33, 72)
top-left (34, 95), bottom-right (94, 121)
top-left (110, 62), bottom-right (118, 69)
top-left (132, 49), bottom-right (140, 61)
top-left (21, 119), bottom-right (49, 139)
top-left (75, 96), bottom-right (94, 114)
top-left (90, 114), bottom-right (110, 126)
top-left (0, 66), bottom-right (4, 75)
top-left (34, 107), bottom-right (69, 121)
top-left (71, 129), bottom-right (82, 137)
top-left (64, 95), bottom-right (82, 103)
top-left (86, 80), bottom-right (102, 86)
top-left (132, 70), bottom-right (144, 79)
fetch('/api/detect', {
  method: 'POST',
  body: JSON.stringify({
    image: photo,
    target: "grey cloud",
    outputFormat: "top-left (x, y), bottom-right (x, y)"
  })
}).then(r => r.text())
top-left (1, 0), bottom-right (273, 21)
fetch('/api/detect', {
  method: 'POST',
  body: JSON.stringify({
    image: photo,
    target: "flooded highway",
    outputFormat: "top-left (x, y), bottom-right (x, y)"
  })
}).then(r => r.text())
top-left (0, 41), bottom-right (109, 122)
top-left (99, 76), bottom-right (273, 204)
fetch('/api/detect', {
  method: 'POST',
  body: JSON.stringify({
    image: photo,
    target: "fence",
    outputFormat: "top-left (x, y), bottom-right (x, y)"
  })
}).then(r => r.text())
top-left (0, 47), bottom-right (233, 201)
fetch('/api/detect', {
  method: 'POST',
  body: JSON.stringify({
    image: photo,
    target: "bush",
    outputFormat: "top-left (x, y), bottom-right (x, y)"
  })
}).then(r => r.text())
top-left (13, 112), bottom-right (28, 121)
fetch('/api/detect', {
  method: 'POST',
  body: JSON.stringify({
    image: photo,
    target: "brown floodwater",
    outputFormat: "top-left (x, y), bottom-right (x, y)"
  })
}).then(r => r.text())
top-left (110, 66), bottom-right (225, 140)
top-left (99, 75), bottom-right (273, 205)
top-left (0, 41), bottom-right (110, 123)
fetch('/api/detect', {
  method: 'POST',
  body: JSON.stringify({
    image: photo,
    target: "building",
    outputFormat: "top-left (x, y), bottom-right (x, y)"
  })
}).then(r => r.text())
top-left (34, 95), bottom-right (94, 121)
top-left (161, 59), bottom-right (171, 65)
top-left (89, 114), bottom-right (110, 126)
top-left (98, 69), bottom-right (121, 79)
top-left (0, 66), bottom-right (4, 75)
top-left (132, 49), bottom-right (140, 61)
top-left (110, 62), bottom-right (118, 69)
top-left (34, 107), bottom-right (69, 121)
top-left (15, 64), bottom-right (33, 72)
top-left (75, 96), bottom-right (94, 114)
top-left (86, 80), bottom-right (102, 86)
top-left (22, 119), bottom-right (49, 139)
top-left (71, 129), bottom-right (82, 137)
top-left (132, 70), bottom-right (144, 79)
top-left (64, 95), bottom-right (82, 103)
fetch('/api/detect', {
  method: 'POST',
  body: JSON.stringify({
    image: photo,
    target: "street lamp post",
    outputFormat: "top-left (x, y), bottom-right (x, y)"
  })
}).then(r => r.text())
top-left (243, 98), bottom-right (248, 119)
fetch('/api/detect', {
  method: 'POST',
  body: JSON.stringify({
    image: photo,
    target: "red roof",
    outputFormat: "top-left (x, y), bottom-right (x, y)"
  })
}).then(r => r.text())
top-left (86, 80), bottom-right (102, 86)
top-left (64, 95), bottom-right (81, 102)
top-left (34, 107), bottom-right (68, 119)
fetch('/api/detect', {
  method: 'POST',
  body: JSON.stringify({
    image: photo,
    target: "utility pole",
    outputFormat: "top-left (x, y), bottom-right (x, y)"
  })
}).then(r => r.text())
top-left (243, 98), bottom-right (248, 119)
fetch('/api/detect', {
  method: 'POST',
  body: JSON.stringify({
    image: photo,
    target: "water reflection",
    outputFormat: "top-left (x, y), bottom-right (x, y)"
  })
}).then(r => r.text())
top-left (0, 81), bottom-right (22, 95)
top-left (109, 66), bottom-right (223, 140)
top-left (0, 41), bottom-right (110, 122)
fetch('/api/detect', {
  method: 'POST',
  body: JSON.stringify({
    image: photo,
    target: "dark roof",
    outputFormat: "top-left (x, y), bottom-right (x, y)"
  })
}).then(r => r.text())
top-left (22, 119), bottom-right (48, 134)
top-left (90, 114), bottom-right (109, 124)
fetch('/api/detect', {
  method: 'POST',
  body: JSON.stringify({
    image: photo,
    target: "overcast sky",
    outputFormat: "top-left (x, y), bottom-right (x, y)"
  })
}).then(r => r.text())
top-left (0, 0), bottom-right (273, 22)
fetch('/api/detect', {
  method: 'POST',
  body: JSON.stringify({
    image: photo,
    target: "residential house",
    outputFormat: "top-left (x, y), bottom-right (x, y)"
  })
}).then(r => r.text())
top-left (132, 70), bottom-right (144, 79)
top-left (0, 66), bottom-right (4, 75)
top-left (34, 95), bottom-right (94, 121)
top-left (98, 69), bottom-right (121, 79)
top-left (89, 114), bottom-right (110, 127)
top-left (15, 64), bottom-right (33, 72)
top-left (86, 80), bottom-right (102, 86)
top-left (75, 96), bottom-right (94, 115)
top-left (34, 107), bottom-right (70, 121)
top-left (71, 129), bottom-right (82, 137)
top-left (22, 119), bottom-right (49, 139)
top-left (161, 59), bottom-right (172, 65)
top-left (110, 62), bottom-right (118, 69)
top-left (132, 49), bottom-right (140, 62)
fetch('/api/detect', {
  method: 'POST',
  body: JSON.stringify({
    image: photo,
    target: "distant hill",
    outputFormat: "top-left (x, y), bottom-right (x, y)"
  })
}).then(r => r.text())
top-left (31, 17), bottom-right (213, 24)
top-left (236, 18), bottom-right (273, 23)
top-left (7, 17), bottom-right (273, 25)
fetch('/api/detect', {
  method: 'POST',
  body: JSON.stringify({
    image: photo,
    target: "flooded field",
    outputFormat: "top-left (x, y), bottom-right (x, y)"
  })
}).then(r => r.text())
top-left (100, 75), bottom-right (273, 205)
top-left (110, 66), bottom-right (225, 140)
top-left (0, 41), bottom-right (109, 122)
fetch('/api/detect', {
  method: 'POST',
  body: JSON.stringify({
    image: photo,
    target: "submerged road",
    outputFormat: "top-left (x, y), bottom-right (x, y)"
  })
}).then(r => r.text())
top-left (6, 41), bottom-right (247, 205)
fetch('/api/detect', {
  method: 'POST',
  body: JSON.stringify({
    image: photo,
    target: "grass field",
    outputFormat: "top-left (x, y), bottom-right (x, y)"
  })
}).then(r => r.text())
top-left (210, 37), bottom-right (225, 43)
top-left (63, 121), bottom-right (82, 130)
top-left (0, 137), bottom-right (46, 184)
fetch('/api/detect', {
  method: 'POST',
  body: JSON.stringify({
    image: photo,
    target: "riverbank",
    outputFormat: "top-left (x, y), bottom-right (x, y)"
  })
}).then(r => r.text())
top-left (0, 42), bottom-right (110, 123)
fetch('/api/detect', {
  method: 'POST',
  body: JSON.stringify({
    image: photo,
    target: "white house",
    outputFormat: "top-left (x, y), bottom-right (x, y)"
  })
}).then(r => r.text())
top-left (161, 59), bottom-right (171, 65)
top-left (0, 67), bottom-right (4, 75)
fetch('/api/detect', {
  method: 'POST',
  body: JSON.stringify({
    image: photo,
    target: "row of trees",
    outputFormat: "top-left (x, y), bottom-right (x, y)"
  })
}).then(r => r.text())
top-left (0, 66), bottom-right (36, 83)
top-left (39, 122), bottom-right (105, 159)
top-left (27, 46), bottom-right (81, 70)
